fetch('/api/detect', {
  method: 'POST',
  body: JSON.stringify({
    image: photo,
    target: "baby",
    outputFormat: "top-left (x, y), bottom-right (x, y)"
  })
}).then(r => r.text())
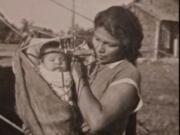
top-left (38, 41), bottom-right (73, 105)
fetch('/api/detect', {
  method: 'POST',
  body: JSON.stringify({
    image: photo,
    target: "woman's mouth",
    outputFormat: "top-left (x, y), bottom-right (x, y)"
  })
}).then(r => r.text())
top-left (96, 54), bottom-right (105, 59)
top-left (96, 56), bottom-right (106, 62)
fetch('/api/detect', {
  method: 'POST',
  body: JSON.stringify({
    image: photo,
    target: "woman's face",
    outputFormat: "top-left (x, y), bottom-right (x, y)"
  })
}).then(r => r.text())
top-left (92, 27), bottom-right (122, 64)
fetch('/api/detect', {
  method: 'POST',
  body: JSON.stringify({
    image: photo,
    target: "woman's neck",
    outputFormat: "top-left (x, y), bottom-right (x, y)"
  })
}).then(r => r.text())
top-left (99, 58), bottom-right (125, 66)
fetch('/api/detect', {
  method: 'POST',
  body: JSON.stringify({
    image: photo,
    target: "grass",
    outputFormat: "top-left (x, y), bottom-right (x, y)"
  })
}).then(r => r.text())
top-left (137, 61), bottom-right (179, 135)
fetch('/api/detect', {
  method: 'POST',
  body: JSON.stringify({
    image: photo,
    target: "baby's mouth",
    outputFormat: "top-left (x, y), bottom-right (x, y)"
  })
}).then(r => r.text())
top-left (53, 66), bottom-right (61, 70)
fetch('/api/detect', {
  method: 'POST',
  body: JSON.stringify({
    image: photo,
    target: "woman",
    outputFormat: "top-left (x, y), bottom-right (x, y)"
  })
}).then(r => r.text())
top-left (71, 6), bottom-right (143, 135)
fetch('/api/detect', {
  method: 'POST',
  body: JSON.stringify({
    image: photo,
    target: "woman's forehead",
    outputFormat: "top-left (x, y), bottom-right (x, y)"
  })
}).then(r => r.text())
top-left (94, 27), bottom-right (119, 44)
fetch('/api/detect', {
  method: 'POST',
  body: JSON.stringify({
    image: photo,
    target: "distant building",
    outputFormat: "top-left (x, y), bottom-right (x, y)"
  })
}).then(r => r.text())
top-left (28, 25), bottom-right (55, 38)
top-left (129, 0), bottom-right (179, 59)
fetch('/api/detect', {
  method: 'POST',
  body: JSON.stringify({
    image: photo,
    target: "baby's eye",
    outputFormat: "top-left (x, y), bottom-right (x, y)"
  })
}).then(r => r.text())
top-left (59, 57), bottom-right (65, 61)
top-left (49, 59), bottom-right (56, 62)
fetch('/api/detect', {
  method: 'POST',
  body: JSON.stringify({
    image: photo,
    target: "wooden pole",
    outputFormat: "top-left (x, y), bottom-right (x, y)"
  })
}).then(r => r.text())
top-left (72, 0), bottom-right (75, 49)
top-left (0, 114), bottom-right (24, 133)
top-left (72, 0), bottom-right (75, 31)
top-left (154, 21), bottom-right (161, 60)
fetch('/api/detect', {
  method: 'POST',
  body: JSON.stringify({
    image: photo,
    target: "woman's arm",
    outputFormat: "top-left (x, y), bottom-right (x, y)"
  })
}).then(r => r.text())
top-left (71, 61), bottom-right (140, 133)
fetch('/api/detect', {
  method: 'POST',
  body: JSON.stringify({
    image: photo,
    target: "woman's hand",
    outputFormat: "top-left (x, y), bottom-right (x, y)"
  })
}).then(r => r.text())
top-left (71, 58), bottom-right (84, 83)
top-left (71, 58), bottom-right (88, 95)
top-left (22, 124), bottom-right (33, 135)
top-left (81, 122), bottom-right (90, 133)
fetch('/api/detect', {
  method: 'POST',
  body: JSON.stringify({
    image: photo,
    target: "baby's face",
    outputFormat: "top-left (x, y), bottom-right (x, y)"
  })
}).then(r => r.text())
top-left (41, 53), bottom-right (67, 71)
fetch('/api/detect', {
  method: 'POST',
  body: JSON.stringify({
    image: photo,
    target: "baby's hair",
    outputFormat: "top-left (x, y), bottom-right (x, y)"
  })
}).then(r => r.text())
top-left (39, 41), bottom-right (63, 59)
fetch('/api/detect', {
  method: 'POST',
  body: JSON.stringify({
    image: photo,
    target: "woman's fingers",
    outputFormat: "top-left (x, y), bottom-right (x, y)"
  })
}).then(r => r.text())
top-left (70, 60), bottom-right (82, 85)
top-left (81, 122), bottom-right (88, 128)
top-left (81, 122), bottom-right (90, 133)
top-left (73, 49), bottom-right (94, 56)
top-left (22, 124), bottom-right (33, 135)
top-left (71, 59), bottom-right (83, 76)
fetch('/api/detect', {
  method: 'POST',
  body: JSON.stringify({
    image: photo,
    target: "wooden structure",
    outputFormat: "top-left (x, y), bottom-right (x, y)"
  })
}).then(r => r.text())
top-left (129, 1), bottom-right (179, 59)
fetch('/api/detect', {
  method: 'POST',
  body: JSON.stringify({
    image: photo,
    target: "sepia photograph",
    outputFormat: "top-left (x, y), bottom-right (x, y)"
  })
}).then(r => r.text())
top-left (0, 0), bottom-right (179, 135)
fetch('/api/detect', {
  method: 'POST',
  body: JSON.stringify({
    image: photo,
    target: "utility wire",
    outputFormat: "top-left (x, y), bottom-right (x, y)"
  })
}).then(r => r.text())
top-left (47, 0), bottom-right (93, 22)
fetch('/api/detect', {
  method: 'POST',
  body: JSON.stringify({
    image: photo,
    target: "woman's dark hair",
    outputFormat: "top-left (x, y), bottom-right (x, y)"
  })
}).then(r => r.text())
top-left (94, 6), bottom-right (143, 65)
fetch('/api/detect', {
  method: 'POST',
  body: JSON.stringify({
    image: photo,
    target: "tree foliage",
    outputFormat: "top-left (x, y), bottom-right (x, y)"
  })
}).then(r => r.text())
top-left (0, 13), bottom-right (21, 44)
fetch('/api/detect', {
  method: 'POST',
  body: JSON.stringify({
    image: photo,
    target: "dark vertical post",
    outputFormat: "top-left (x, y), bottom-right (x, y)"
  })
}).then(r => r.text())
top-left (154, 21), bottom-right (161, 60)
top-left (72, 0), bottom-right (75, 49)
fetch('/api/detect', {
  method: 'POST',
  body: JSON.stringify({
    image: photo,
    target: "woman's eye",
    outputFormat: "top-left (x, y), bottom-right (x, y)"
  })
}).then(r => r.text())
top-left (107, 43), bottom-right (119, 47)
top-left (95, 37), bottom-right (100, 42)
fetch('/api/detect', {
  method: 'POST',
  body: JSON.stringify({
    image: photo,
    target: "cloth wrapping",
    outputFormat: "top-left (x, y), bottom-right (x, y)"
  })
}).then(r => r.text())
top-left (13, 52), bottom-right (78, 135)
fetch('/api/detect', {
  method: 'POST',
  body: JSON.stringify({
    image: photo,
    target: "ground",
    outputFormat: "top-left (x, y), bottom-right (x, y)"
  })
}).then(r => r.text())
top-left (0, 46), bottom-right (179, 135)
top-left (137, 60), bottom-right (179, 135)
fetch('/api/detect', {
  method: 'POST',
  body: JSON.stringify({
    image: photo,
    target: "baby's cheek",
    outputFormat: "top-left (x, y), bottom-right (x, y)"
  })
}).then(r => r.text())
top-left (64, 75), bottom-right (73, 86)
top-left (62, 61), bottom-right (69, 69)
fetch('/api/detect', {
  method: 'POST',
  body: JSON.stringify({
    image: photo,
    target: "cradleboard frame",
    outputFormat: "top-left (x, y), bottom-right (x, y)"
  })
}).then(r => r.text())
top-left (13, 37), bottom-right (83, 135)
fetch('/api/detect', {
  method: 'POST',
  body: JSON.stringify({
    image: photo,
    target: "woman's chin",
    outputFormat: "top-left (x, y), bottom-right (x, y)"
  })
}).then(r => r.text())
top-left (52, 67), bottom-right (63, 72)
top-left (97, 59), bottom-right (109, 64)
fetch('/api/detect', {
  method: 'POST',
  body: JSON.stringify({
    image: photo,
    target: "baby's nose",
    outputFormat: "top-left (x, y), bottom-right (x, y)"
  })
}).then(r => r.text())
top-left (54, 59), bottom-right (60, 64)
